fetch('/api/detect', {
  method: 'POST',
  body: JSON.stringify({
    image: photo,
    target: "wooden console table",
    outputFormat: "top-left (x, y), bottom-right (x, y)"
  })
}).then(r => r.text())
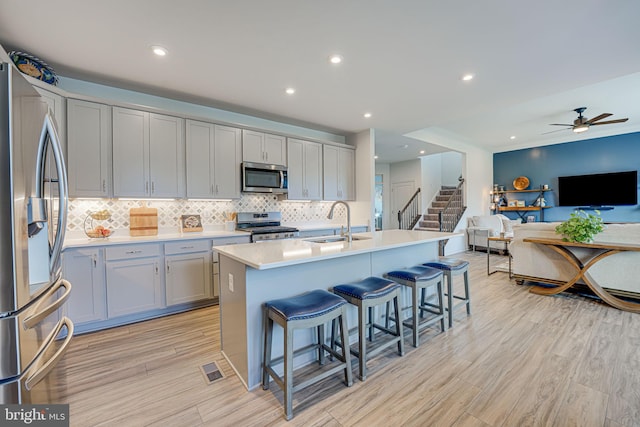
top-left (523, 237), bottom-right (640, 312)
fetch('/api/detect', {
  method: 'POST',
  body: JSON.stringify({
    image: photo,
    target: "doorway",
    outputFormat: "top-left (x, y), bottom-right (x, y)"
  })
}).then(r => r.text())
top-left (391, 181), bottom-right (415, 229)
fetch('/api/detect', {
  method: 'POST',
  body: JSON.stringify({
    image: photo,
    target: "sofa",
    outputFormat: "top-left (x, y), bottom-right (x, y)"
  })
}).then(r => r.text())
top-left (466, 214), bottom-right (521, 252)
top-left (510, 222), bottom-right (640, 298)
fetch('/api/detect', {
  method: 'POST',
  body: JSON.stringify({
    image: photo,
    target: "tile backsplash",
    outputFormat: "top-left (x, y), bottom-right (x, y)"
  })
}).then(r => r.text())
top-left (68, 194), bottom-right (344, 231)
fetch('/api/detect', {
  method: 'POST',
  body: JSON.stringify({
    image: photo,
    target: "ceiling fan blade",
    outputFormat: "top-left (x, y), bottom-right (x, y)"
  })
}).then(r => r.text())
top-left (542, 128), bottom-right (571, 135)
top-left (586, 113), bottom-right (613, 124)
top-left (549, 123), bottom-right (573, 127)
top-left (590, 118), bottom-right (629, 126)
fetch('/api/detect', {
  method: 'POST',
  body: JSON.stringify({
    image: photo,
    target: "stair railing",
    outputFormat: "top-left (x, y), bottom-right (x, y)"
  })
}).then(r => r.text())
top-left (397, 188), bottom-right (421, 230)
top-left (437, 178), bottom-right (466, 256)
top-left (438, 178), bottom-right (465, 233)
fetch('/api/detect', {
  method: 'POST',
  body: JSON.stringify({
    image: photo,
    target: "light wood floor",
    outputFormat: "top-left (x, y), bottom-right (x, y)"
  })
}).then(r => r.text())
top-left (48, 250), bottom-right (640, 426)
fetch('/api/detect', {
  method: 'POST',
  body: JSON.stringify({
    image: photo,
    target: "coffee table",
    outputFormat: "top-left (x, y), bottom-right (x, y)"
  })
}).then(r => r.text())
top-left (487, 236), bottom-right (513, 277)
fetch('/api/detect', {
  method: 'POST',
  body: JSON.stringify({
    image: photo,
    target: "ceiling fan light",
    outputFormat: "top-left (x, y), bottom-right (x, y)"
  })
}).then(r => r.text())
top-left (573, 124), bottom-right (589, 133)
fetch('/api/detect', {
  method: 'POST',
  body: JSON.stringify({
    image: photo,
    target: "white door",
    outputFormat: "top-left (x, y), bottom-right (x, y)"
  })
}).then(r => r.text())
top-left (391, 181), bottom-right (415, 230)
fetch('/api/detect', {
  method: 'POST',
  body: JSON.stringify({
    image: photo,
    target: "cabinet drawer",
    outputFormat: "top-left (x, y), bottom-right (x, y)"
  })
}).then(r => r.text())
top-left (165, 240), bottom-right (211, 255)
top-left (211, 236), bottom-right (251, 247)
top-left (106, 244), bottom-right (160, 260)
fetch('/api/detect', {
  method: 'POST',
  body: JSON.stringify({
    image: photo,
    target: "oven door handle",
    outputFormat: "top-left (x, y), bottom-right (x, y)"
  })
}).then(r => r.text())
top-left (23, 279), bottom-right (72, 330)
top-left (24, 316), bottom-right (74, 390)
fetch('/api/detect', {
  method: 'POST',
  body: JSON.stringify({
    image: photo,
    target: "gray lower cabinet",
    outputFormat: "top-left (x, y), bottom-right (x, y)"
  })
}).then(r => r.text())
top-left (165, 240), bottom-right (212, 306)
top-left (62, 247), bottom-right (107, 324)
top-left (62, 236), bottom-right (251, 333)
top-left (105, 244), bottom-right (163, 318)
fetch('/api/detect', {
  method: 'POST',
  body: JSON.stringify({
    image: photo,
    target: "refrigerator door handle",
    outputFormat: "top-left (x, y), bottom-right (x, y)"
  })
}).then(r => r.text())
top-left (24, 316), bottom-right (74, 391)
top-left (34, 113), bottom-right (68, 276)
top-left (23, 279), bottom-right (72, 330)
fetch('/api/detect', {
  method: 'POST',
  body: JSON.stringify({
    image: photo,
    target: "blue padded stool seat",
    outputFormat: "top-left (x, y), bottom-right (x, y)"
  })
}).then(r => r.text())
top-left (265, 289), bottom-right (347, 322)
top-left (384, 266), bottom-right (446, 347)
top-left (422, 257), bottom-right (471, 328)
top-left (423, 257), bottom-right (470, 271)
top-left (332, 277), bottom-right (404, 380)
top-left (385, 265), bottom-right (443, 283)
top-left (333, 276), bottom-right (400, 300)
top-left (262, 289), bottom-right (353, 420)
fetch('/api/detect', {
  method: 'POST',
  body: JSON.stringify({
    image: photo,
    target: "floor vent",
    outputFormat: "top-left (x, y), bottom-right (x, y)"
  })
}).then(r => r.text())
top-left (201, 361), bottom-right (224, 384)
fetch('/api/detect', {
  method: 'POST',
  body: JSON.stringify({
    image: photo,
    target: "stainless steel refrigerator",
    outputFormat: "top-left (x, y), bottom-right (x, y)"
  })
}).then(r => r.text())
top-left (0, 62), bottom-right (74, 404)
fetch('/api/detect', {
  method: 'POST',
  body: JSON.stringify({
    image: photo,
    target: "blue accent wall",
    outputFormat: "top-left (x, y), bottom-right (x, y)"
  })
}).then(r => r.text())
top-left (493, 131), bottom-right (640, 223)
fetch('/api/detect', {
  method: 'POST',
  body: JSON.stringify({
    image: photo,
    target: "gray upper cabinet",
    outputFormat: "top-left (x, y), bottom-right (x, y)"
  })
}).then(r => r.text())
top-left (112, 107), bottom-right (185, 198)
top-left (287, 138), bottom-right (322, 200)
top-left (323, 145), bottom-right (355, 201)
top-left (186, 119), bottom-right (242, 199)
top-left (67, 99), bottom-right (111, 197)
top-left (34, 87), bottom-right (67, 155)
top-left (242, 130), bottom-right (287, 166)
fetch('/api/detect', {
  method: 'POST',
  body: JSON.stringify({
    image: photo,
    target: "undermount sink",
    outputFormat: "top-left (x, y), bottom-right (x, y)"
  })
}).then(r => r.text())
top-left (305, 235), bottom-right (371, 244)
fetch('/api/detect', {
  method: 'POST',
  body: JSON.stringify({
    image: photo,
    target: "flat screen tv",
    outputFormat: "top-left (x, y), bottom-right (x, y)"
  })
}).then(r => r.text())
top-left (558, 170), bottom-right (638, 207)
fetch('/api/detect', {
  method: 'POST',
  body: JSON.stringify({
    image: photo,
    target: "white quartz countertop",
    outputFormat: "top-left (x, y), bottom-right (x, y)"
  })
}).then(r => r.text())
top-left (214, 229), bottom-right (462, 270)
top-left (61, 222), bottom-right (368, 250)
top-left (63, 228), bottom-right (250, 249)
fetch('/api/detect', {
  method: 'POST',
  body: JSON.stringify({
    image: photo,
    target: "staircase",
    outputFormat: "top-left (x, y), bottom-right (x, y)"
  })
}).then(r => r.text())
top-left (417, 185), bottom-right (466, 232)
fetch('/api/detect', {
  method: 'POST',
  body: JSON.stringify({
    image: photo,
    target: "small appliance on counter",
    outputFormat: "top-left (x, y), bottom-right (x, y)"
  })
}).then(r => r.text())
top-left (236, 212), bottom-right (299, 242)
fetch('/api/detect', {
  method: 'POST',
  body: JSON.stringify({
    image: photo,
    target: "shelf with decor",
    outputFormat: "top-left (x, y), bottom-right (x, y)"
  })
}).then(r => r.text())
top-left (490, 185), bottom-right (553, 222)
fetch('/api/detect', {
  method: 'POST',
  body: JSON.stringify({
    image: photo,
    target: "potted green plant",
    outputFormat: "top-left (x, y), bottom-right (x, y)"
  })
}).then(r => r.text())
top-left (555, 210), bottom-right (604, 243)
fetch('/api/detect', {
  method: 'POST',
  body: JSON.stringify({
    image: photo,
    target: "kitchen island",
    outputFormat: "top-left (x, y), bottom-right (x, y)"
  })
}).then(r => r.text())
top-left (214, 229), bottom-right (460, 389)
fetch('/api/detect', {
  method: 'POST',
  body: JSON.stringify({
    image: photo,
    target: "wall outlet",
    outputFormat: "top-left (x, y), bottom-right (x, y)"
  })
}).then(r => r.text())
top-left (228, 273), bottom-right (234, 292)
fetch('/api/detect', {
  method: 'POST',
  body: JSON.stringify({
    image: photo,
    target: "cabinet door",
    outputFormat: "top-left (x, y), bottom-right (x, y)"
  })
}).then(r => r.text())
top-left (35, 87), bottom-right (66, 156)
top-left (106, 257), bottom-right (162, 318)
top-left (165, 252), bottom-right (212, 305)
top-left (264, 133), bottom-right (286, 165)
top-left (213, 125), bottom-right (242, 199)
top-left (67, 99), bottom-right (111, 197)
top-left (242, 129), bottom-right (265, 163)
top-left (149, 113), bottom-right (184, 198)
top-left (304, 140), bottom-right (323, 200)
top-left (338, 147), bottom-right (355, 200)
top-left (323, 145), bottom-right (339, 200)
top-left (62, 248), bottom-right (107, 324)
top-left (113, 107), bottom-right (149, 197)
top-left (186, 119), bottom-right (215, 198)
top-left (287, 138), bottom-right (305, 199)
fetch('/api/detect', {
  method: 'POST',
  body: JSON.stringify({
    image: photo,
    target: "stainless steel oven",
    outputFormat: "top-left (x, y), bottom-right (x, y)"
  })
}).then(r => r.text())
top-left (236, 212), bottom-right (299, 242)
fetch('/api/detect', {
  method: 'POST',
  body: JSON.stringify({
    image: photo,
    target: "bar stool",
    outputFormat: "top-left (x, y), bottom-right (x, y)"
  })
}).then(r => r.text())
top-left (331, 276), bottom-right (404, 381)
top-left (423, 257), bottom-right (471, 328)
top-left (384, 265), bottom-right (446, 347)
top-left (262, 289), bottom-right (353, 421)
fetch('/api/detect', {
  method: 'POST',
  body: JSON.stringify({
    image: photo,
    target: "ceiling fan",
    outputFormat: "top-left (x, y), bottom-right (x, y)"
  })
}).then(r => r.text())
top-left (548, 107), bottom-right (629, 134)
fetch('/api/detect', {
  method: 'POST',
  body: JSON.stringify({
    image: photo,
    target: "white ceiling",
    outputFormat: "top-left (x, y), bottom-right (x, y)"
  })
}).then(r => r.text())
top-left (2, 1), bottom-right (640, 163)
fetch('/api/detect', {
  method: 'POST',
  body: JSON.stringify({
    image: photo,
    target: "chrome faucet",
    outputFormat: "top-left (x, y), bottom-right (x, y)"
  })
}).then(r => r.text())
top-left (327, 201), bottom-right (351, 242)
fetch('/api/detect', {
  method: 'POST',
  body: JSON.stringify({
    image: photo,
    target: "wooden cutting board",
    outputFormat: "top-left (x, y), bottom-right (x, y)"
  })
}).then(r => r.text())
top-left (129, 207), bottom-right (158, 236)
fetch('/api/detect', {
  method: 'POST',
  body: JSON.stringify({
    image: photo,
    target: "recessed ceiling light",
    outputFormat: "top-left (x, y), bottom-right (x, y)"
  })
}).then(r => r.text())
top-left (461, 73), bottom-right (474, 81)
top-left (285, 87), bottom-right (296, 95)
top-left (510, 136), bottom-right (516, 140)
top-left (363, 112), bottom-right (372, 118)
top-left (151, 46), bottom-right (168, 56)
top-left (419, 150), bottom-right (425, 154)
top-left (374, 155), bottom-right (378, 159)
top-left (329, 54), bottom-right (343, 64)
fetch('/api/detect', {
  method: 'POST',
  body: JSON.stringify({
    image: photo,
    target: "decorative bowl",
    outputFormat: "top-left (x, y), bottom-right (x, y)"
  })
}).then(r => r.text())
top-left (513, 176), bottom-right (530, 190)
top-left (8, 51), bottom-right (58, 85)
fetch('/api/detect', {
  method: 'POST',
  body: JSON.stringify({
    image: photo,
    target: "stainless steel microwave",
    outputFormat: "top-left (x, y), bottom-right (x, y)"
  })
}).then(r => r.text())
top-left (242, 162), bottom-right (288, 194)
